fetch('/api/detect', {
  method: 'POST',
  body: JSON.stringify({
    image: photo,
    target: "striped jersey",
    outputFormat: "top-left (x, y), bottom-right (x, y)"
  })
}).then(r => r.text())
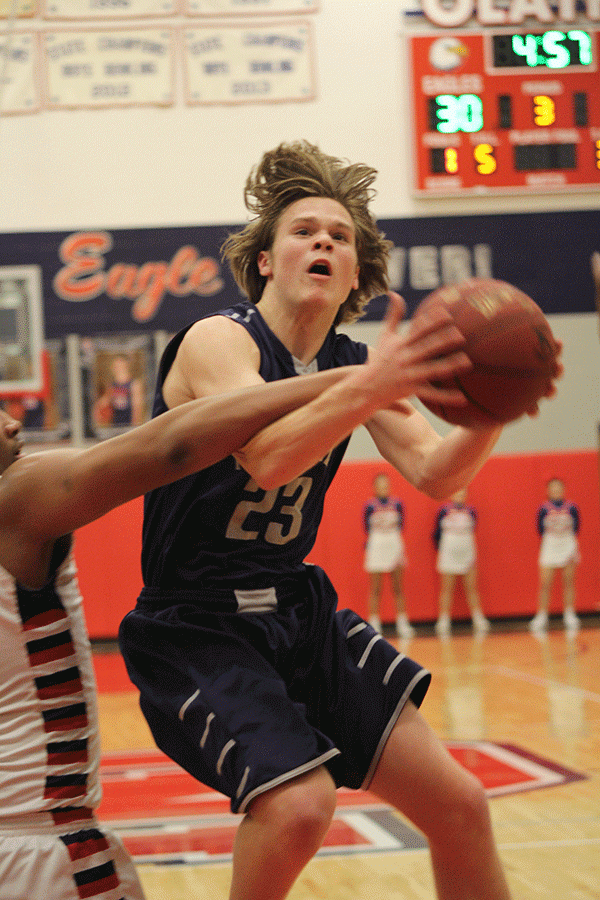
top-left (0, 537), bottom-right (102, 819)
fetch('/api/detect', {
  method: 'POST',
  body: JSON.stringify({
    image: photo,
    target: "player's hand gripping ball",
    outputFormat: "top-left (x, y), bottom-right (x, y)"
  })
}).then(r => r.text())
top-left (415, 278), bottom-right (560, 427)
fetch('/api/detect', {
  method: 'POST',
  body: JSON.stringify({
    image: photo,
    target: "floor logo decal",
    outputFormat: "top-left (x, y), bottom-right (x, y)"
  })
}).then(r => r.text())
top-left (98, 743), bottom-right (585, 865)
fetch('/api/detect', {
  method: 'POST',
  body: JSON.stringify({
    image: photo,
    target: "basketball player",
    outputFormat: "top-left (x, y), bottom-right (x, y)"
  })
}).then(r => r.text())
top-left (363, 471), bottom-right (414, 638)
top-left (93, 354), bottom-right (144, 429)
top-left (0, 366), bottom-right (385, 900)
top-left (120, 141), bottom-right (560, 900)
top-left (433, 487), bottom-right (490, 637)
top-left (530, 477), bottom-right (581, 633)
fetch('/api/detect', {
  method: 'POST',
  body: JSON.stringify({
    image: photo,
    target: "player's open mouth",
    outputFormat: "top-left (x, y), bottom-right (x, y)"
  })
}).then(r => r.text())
top-left (309, 262), bottom-right (332, 276)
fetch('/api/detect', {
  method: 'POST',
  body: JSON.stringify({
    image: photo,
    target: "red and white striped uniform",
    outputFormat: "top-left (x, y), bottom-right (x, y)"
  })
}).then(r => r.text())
top-left (0, 547), bottom-right (144, 900)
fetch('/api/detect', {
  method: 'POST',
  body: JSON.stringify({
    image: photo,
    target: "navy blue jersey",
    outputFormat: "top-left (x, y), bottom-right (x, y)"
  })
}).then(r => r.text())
top-left (142, 302), bottom-right (369, 591)
top-left (109, 379), bottom-right (133, 425)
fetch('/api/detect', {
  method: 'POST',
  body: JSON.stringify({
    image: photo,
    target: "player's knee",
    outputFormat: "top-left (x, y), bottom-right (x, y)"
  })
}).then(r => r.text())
top-left (255, 769), bottom-right (337, 852)
top-left (287, 794), bottom-right (336, 853)
top-left (285, 773), bottom-right (336, 837)
top-left (426, 770), bottom-right (491, 845)
top-left (446, 772), bottom-right (491, 838)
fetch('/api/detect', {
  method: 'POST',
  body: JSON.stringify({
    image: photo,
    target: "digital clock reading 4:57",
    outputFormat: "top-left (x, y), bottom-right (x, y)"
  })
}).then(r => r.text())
top-left (408, 28), bottom-right (600, 195)
top-left (492, 30), bottom-right (593, 68)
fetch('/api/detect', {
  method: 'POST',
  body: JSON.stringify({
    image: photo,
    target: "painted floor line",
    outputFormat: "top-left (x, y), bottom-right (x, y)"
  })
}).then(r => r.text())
top-left (499, 836), bottom-right (600, 850)
top-left (487, 665), bottom-right (600, 703)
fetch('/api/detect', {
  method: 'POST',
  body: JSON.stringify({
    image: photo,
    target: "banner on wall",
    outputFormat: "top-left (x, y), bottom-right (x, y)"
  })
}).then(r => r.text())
top-left (186, 0), bottom-right (319, 15)
top-left (42, 27), bottom-right (175, 108)
top-left (43, 0), bottom-right (179, 18)
top-left (183, 21), bottom-right (315, 104)
top-left (0, 31), bottom-right (40, 113)
top-left (0, 209), bottom-right (597, 338)
top-left (0, 0), bottom-right (35, 16)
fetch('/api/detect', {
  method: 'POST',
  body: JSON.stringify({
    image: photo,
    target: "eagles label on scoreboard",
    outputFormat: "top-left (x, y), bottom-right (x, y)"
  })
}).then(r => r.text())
top-left (408, 28), bottom-right (600, 195)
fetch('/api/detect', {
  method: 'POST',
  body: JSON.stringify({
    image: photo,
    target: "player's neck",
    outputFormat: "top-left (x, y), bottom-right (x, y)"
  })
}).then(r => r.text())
top-left (257, 293), bottom-right (336, 367)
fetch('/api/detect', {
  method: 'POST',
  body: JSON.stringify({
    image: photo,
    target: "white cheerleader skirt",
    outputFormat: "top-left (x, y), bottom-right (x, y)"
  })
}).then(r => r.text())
top-left (364, 531), bottom-right (406, 573)
top-left (436, 533), bottom-right (476, 575)
top-left (539, 533), bottom-right (580, 568)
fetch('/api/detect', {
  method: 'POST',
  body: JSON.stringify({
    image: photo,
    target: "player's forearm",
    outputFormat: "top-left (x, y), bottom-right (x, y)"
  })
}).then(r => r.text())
top-left (368, 407), bottom-right (502, 499)
top-left (36, 368), bottom-right (356, 538)
top-left (412, 424), bottom-right (502, 498)
top-left (234, 368), bottom-right (390, 489)
top-left (153, 367), bottom-right (359, 478)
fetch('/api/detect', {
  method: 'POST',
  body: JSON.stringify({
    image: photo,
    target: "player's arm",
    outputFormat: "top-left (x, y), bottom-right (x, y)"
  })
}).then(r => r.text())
top-left (227, 296), bottom-right (473, 489)
top-left (365, 401), bottom-right (502, 500)
top-left (0, 368), bottom-right (356, 544)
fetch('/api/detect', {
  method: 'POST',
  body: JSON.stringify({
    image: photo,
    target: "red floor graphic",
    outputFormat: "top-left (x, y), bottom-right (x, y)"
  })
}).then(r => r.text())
top-left (98, 744), bottom-right (585, 865)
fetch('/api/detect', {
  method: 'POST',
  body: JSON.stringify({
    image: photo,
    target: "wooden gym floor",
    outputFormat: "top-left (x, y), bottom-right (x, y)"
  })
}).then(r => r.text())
top-left (94, 617), bottom-right (600, 899)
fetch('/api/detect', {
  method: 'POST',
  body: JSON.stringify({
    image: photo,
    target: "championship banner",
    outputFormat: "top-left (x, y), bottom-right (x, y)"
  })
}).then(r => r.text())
top-left (0, 30), bottom-right (39, 113)
top-left (0, 0), bottom-right (35, 16)
top-left (186, 0), bottom-right (318, 15)
top-left (42, 0), bottom-right (179, 19)
top-left (183, 21), bottom-right (315, 104)
top-left (0, 210), bottom-right (597, 338)
top-left (42, 27), bottom-right (175, 108)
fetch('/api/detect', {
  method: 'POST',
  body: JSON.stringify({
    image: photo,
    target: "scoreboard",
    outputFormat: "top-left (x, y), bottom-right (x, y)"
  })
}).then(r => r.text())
top-left (408, 28), bottom-right (600, 195)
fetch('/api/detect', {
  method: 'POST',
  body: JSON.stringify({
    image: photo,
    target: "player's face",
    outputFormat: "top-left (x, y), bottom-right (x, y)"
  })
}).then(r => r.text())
top-left (0, 409), bottom-right (23, 475)
top-left (257, 197), bottom-right (360, 316)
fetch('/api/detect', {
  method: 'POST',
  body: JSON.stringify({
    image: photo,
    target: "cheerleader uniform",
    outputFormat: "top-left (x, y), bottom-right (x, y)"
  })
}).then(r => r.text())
top-left (363, 497), bottom-right (406, 573)
top-left (537, 499), bottom-right (580, 569)
top-left (434, 502), bottom-right (477, 575)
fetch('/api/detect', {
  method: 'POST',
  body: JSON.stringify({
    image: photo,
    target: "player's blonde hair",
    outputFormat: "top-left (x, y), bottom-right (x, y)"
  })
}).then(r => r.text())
top-left (221, 141), bottom-right (392, 325)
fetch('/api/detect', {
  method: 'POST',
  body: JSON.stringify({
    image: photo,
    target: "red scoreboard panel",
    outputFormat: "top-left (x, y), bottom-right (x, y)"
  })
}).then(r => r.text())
top-left (408, 28), bottom-right (600, 195)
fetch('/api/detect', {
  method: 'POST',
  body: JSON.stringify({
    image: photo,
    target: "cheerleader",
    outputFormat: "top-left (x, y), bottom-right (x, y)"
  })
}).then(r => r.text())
top-left (363, 473), bottom-right (414, 639)
top-left (433, 488), bottom-right (490, 637)
top-left (530, 478), bottom-right (580, 632)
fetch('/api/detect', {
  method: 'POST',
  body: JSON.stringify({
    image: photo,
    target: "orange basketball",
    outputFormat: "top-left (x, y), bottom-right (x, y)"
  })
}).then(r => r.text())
top-left (415, 278), bottom-right (559, 427)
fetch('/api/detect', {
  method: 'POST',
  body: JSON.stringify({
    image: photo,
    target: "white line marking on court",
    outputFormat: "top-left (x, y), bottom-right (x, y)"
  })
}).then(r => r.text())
top-left (500, 837), bottom-right (600, 850)
top-left (338, 812), bottom-right (404, 849)
top-left (487, 665), bottom-right (600, 703)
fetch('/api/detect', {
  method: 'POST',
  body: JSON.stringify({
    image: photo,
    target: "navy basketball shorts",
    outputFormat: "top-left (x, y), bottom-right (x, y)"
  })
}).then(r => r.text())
top-left (119, 565), bottom-right (431, 814)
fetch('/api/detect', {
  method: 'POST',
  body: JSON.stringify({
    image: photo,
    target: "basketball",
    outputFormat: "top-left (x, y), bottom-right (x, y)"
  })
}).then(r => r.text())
top-left (414, 278), bottom-right (559, 427)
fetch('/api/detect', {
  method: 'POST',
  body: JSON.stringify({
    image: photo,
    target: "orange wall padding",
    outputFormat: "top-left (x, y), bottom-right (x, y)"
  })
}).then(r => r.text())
top-left (77, 450), bottom-right (600, 638)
